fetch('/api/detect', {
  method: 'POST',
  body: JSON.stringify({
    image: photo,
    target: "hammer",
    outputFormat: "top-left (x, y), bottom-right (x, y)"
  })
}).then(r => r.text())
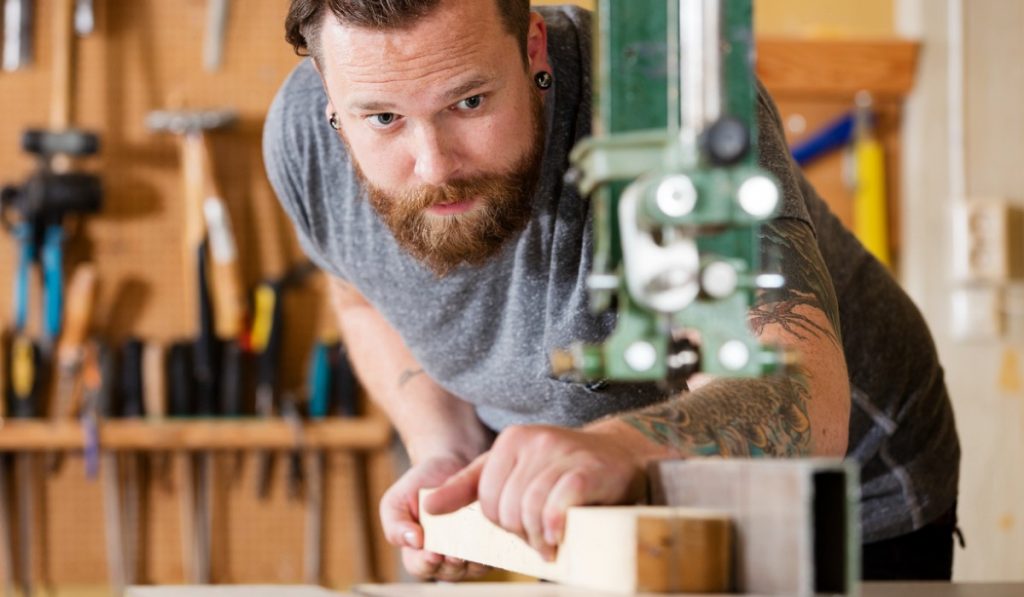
top-left (147, 108), bottom-right (238, 584)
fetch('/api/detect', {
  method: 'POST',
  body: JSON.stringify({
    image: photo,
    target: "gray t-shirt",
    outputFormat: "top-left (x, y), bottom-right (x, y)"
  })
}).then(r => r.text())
top-left (263, 6), bottom-right (959, 543)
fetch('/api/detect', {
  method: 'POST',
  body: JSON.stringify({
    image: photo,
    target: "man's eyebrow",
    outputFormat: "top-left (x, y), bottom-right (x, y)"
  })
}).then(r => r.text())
top-left (346, 77), bottom-right (493, 113)
top-left (441, 77), bottom-right (493, 103)
top-left (348, 99), bottom-right (398, 112)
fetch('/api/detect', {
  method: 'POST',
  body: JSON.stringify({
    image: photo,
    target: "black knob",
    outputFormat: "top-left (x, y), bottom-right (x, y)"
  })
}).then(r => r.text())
top-left (702, 116), bottom-right (751, 166)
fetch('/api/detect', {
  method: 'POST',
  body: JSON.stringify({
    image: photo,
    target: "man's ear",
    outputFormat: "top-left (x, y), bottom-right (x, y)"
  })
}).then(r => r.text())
top-left (526, 12), bottom-right (551, 75)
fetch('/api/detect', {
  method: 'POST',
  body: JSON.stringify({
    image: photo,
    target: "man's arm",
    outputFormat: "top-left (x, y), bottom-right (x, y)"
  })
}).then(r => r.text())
top-left (328, 276), bottom-right (493, 581)
top-left (603, 218), bottom-right (850, 459)
top-left (425, 218), bottom-right (850, 559)
top-left (327, 276), bottom-right (492, 465)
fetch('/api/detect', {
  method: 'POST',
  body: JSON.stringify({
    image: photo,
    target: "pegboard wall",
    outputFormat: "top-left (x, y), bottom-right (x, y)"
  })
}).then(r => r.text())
top-left (0, 0), bottom-right (397, 589)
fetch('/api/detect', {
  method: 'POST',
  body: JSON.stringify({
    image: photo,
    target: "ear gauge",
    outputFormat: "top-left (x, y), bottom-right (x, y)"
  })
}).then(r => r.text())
top-left (329, 112), bottom-right (341, 130)
top-left (534, 70), bottom-right (553, 90)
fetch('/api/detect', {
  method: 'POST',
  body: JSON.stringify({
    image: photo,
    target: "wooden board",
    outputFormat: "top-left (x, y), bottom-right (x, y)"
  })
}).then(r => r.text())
top-left (127, 586), bottom-right (349, 597)
top-left (420, 495), bottom-right (732, 595)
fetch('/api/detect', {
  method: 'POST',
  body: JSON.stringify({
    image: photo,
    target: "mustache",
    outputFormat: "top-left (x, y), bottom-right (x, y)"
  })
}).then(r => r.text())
top-left (394, 176), bottom-right (520, 213)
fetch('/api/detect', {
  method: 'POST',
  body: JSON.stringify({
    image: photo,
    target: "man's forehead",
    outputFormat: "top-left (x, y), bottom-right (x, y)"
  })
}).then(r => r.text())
top-left (321, 0), bottom-right (509, 74)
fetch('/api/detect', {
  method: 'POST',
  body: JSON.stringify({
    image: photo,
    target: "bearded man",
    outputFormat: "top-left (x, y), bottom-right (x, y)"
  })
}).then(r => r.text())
top-left (264, 0), bottom-right (960, 582)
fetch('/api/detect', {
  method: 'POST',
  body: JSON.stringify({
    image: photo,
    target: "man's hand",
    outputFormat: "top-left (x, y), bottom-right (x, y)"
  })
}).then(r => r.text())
top-left (422, 425), bottom-right (647, 561)
top-left (380, 455), bottom-right (491, 581)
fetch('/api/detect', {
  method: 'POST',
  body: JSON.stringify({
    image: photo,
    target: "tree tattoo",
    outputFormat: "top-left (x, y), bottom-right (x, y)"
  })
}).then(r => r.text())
top-left (622, 218), bottom-right (840, 457)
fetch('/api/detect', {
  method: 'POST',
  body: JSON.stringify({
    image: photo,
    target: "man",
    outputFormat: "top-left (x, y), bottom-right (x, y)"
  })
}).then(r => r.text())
top-left (265, 0), bottom-right (960, 582)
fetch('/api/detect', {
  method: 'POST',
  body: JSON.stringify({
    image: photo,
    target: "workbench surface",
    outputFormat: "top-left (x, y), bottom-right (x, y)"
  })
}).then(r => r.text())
top-left (127, 582), bottom-right (1024, 596)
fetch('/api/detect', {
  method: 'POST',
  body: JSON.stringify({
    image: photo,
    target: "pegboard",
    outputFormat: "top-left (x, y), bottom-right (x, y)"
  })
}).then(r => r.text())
top-left (0, 0), bottom-right (397, 589)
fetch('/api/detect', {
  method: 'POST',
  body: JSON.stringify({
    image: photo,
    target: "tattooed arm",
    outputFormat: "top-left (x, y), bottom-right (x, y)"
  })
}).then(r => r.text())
top-left (592, 218), bottom-right (850, 458)
top-left (424, 219), bottom-right (850, 557)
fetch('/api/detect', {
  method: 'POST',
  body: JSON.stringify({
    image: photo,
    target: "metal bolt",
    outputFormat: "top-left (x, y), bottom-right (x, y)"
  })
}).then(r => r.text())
top-left (655, 175), bottom-right (698, 218)
top-left (624, 341), bottom-right (658, 372)
top-left (737, 175), bottom-right (779, 219)
top-left (718, 340), bottom-right (750, 371)
top-left (701, 261), bottom-right (738, 299)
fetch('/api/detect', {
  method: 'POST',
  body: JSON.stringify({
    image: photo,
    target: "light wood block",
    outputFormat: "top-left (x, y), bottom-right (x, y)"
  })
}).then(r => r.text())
top-left (126, 586), bottom-right (350, 597)
top-left (420, 494), bottom-right (732, 595)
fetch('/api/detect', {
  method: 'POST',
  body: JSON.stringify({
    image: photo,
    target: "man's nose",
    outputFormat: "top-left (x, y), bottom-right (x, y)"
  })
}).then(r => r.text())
top-left (412, 126), bottom-right (460, 186)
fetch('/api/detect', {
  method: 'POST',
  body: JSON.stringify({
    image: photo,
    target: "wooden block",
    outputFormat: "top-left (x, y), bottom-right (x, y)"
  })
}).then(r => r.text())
top-left (650, 458), bottom-right (858, 596)
top-left (126, 586), bottom-right (349, 597)
top-left (420, 493), bottom-right (732, 595)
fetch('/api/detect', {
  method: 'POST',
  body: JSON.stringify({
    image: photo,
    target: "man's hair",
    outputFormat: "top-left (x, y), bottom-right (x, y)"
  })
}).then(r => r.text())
top-left (285, 0), bottom-right (532, 64)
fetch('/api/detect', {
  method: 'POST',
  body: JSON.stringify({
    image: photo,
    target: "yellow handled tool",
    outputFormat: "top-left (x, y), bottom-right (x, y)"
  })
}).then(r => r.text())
top-left (852, 92), bottom-right (890, 267)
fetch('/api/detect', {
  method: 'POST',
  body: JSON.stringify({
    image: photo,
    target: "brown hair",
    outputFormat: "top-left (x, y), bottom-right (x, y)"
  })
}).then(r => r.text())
top-left (285, 0), bottom-right (531, 63)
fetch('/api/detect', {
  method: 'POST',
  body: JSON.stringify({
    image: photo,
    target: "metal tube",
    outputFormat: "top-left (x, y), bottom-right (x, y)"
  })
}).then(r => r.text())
top-left (678, 0), bottom-right (723, 156)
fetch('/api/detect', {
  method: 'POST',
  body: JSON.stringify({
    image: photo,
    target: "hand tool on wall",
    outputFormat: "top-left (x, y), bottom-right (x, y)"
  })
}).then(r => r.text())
top-left (147, 109), bottom-right (237, 585)
top-left (84, 340), bottom-right (130, 596)
top-left (303, 339), bottom-right (369, 584)
top-left (2, 131), bottom-right (102, 352)
top-left (851, 91), bottom-right (890, 267)
top-left (2, 0), bottom-right (33, 71)
top-left (9, 336), bottom-right (40, 596)
top-left (165, 341), bottom-right (201, 583)
top-left (251, 263), bottom-right (316, 500)
top-left (48, 263), bottom-right (98, 473)
top-left (203, 0), bottom-right (230, 71)
top-left (73, 0), bottom-right (93, 37)
top-left (0, 331), bottom-right (12, 597)
top-left (303, 341), bottom-right (330, 585)
top-left (119, 338), bottom-right (147, 587)
top-left (0, 451), bottom-right (12, 597)
top-left (251, 280), bottom-right (284, 500)
top-left (192, 241), bottom-right (215, 584)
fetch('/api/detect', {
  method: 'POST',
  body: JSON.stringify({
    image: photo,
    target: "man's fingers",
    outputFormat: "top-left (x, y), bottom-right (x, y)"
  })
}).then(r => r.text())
top-left (380, 489), bottom-right (423, 548)
top-left (541, 470), bottom-right (592, 546)
top-left (422, 454), bottom-right (487, 515)
top-left (402, 547), bottom-right (443, 580)
top-left (520, 464), bottom-right (568, 559)
top-left (435, 556), bottom-right (469, 582)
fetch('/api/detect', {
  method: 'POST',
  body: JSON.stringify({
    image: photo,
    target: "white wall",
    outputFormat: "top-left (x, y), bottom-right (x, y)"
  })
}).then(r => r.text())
top-left (898, 0), bottom-right (1024, 581)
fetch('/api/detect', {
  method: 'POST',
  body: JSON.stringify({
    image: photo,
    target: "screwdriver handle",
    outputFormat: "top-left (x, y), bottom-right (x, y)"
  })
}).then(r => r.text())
top-left (121, 338), bottom-right (145, 418)
top-left (9, 336), bottom-right (39, 418)
top-left (167, 342), bottom-right (194, 417)
top-left (332, 344), bottom-right (359, 418)
top-left (307, 343), bottom-right (330, 419)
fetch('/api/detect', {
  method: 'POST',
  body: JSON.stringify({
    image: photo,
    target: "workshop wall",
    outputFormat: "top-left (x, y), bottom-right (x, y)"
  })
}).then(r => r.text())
top-left (0, 0), bottom-right (396, 590)
top-left (899, 0), bottom-right (1024, 582)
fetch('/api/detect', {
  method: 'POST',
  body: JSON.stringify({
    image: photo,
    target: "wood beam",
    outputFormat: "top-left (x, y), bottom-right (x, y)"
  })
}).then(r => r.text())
top-left (420, 493), bottom-right (732, 595)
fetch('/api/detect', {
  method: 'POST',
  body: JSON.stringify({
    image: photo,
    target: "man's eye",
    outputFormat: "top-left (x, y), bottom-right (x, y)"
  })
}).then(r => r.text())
top-left (368, 113), bottom-right (398, 128)
top-left (455, 95), bottom-right (484, 110)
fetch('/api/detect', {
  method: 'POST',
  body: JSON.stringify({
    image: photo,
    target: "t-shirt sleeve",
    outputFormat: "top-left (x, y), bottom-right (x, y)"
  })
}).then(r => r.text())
top-left (755, 79), bottom-right (813, 227)
top-left (262, 60), bottom-right (350, 280)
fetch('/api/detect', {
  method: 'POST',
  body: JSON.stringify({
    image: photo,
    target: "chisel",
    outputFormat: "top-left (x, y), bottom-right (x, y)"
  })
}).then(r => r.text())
top-left (120, 339), bottom-right (146, 586)
top-left (303, 341), bottom-right (331, 585)
top-left (10, 336), bottom-right (39, 596)
top-left (203, 0), bottom-right (230, 71)
top-left (89, 341), bottom-right (128, 596)
top-left (0, 330), bottom-right (14, 596)
top-left (49, 263), bottom-right (97, 473)
top-left (251, 281), bottom-right (283, 500)
top-left (332, 342), bottom-right (372, 583)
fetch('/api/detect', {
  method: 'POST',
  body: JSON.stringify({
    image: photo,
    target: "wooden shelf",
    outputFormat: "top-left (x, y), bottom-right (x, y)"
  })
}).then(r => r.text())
top-left (758, 38), bottom-right (921, 99)
top-left (0, 417), bottom-right (392, 451)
